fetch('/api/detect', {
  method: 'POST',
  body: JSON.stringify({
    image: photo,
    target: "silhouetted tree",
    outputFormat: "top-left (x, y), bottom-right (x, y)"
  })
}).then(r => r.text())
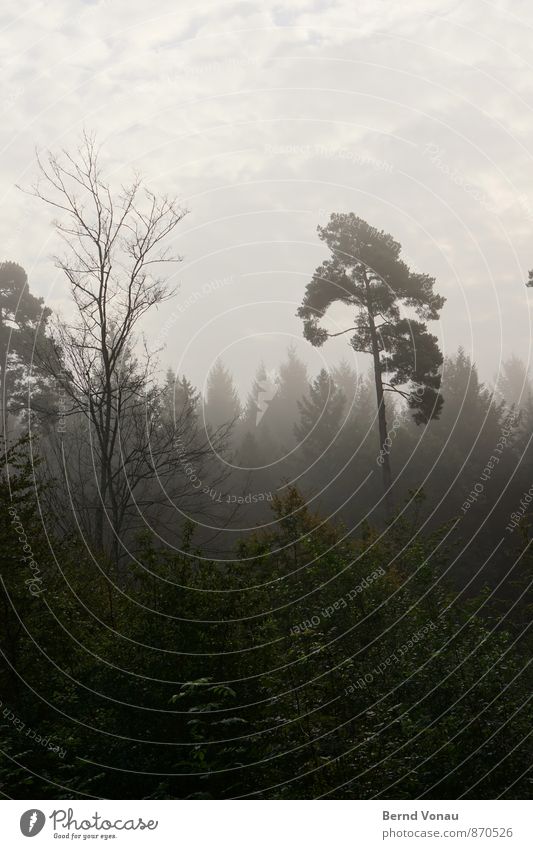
top-left (438, 348), bottom-right (501, 444)
top-left (162, 370), bottom-right (199, 421)
top-left (25, 132), bottom-right (206, 560)
top-left (0, 261), bottom-right (51, 433)
top-left (262, 346), bottom-right (309, 447)
top-left (495, 355), bottom-right (531, 411)
top-left (239, 362), bottom-right (268, 435)
top-left (331, 360), bottom-right (360, 410)
top-left (295, 368), bottom-right (346, 458)
top-left (298, 214), bottom-right (445, 514)
top-left (204, 360), bottom-right (241, 431)
top-left (332, 360), bottom-right (376, 436)
top-left (409, 348), bottom-right (511, 567)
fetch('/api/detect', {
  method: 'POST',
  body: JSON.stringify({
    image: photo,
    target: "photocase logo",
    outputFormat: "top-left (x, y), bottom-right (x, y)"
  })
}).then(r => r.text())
top-left (256, 370), bottom-right (279, 426)
top-left (20, 809), bottom-right (46, 837)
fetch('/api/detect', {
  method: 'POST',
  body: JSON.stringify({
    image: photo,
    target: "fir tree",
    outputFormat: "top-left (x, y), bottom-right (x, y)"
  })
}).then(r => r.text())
top-left (263, 346), bottom-right (309, 445)
top-left (204, 360), bottom-right (241, 431)
top-left (494, 355), bottom-right (532, 411)
top-left (295, 369), bottom-right (346, 458)
top-left (0, 261), bottom-right (52, 430)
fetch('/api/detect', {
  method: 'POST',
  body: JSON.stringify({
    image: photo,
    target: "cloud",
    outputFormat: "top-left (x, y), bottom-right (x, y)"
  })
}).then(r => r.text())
top-left (2, 0), bottom-right (533, 390)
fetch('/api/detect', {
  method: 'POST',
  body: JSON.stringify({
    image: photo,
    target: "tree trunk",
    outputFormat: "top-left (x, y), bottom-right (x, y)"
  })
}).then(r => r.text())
top-left (367, 309), bottom-right (393, 519)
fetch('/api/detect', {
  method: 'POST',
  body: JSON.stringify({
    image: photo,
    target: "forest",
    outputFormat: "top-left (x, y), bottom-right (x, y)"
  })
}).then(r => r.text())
top-left (0, 135), bottom-right (531, 800)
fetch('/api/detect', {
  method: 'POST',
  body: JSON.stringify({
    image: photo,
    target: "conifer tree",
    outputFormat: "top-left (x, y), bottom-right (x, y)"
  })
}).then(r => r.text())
top-left (295, 368), bottom-right (346, 458)
top-left (298, 214), bottom-right (445, 513)
top-left (263, 346), bottom-right (309, 445)
top-left (494, 355), bottom-right (532, 411)
top-left (240, 362), bottom-right (268, 433)
top-left (204, 360), bottom-right (241, 431)
top-left (0, 261), bottom-right (51, 430)
top-left (162, 369), bottom-right (200, 422)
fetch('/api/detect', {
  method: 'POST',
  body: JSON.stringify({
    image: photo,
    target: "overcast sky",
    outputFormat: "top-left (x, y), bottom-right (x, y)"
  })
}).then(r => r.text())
top-left (2, 0), bottom-right (533, 396)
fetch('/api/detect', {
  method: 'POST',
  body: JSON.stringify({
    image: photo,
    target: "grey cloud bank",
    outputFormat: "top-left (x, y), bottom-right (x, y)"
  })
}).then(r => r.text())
top-left (2, 0), bottom-right (533, 392)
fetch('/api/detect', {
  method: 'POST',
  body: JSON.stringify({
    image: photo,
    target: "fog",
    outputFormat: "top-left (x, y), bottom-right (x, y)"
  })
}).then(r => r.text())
top-left (2, 0), bottom-right (533, 394)
top-left (0, 0), bottom-right (532, 806)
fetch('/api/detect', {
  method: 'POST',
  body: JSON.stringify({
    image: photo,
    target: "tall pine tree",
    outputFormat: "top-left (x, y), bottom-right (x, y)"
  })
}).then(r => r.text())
top-left (298, 214), bottom-right (444, 514)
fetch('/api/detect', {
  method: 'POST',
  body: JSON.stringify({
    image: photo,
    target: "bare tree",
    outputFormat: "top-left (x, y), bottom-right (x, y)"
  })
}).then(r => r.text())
top-left (24, 133), bottom-right (228, 561)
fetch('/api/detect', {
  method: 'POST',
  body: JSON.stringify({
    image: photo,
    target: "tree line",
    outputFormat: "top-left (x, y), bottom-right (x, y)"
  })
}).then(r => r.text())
top-left (0, 135), bottom-right (530, 799)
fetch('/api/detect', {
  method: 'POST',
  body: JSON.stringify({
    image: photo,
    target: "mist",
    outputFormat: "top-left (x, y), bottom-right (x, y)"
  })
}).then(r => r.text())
top-left (0, 0), bottom-right (531, 808)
